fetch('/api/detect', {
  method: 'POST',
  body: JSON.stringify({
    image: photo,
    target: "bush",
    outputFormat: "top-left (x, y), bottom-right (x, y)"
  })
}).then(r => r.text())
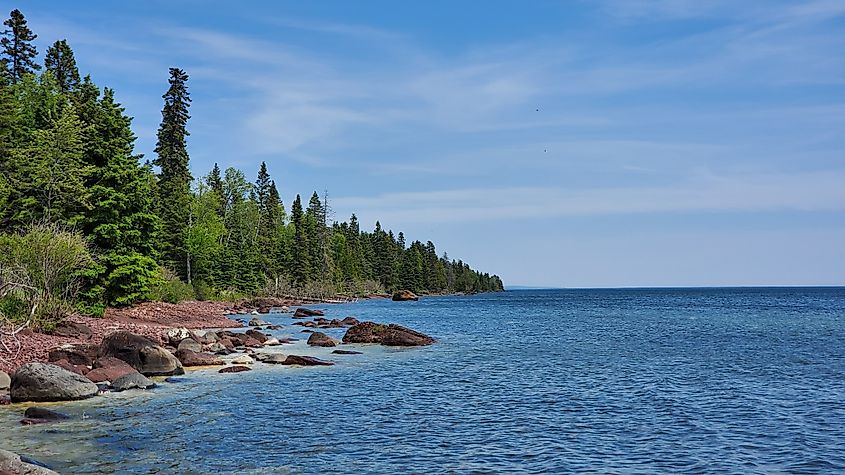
top-left (0, 223), bottom-right (94, 329)
top-left (147, 268), bottom-right (195, 304)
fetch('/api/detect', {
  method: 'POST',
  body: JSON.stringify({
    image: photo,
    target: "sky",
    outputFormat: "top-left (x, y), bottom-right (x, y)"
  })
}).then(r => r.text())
top-left (14, 0), bottom-right (845, 287)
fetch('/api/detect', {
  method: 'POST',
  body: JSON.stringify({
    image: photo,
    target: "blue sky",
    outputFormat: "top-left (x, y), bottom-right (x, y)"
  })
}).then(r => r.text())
top-left (16, 0), bottom-right (845, 287)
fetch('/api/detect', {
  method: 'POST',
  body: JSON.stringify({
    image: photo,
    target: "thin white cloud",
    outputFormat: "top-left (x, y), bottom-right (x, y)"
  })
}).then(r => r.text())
top-left (334, 171), bottom-right (845, 225)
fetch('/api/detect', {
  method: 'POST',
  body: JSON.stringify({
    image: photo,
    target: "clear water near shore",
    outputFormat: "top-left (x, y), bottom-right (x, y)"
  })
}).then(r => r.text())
top-left (1, 288), bottom-right (845, 473)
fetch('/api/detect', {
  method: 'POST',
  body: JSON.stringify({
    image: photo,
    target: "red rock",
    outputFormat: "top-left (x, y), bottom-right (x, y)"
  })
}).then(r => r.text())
top-left (86, 357), bottom-right (138, 383)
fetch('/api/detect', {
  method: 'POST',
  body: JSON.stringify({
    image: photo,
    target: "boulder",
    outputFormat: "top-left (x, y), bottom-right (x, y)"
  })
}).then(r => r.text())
top-left (85, 357), bottom-right (138, 383)
top-left (204, 342), bottom-right (231, 354)
top-left (392, 290), bottom-right (419, 301)
top-left (175, 349), bottom-right (224, 367)
top-left (341, 316), bottom-right (360, 326)
top-left (293, 307), bottom-right (324, 319)
top-left (261, 354), bottom-right (288, 364)
top-left (51, 358), bottom-right (87, 375)
top-left (231, 355), bottom-right (254, 365)
top-left (307, 332), bottom-right (337, 347)
top-left (219, 365), bottom-right (252, 373)
top-left (111, 372), bottom-right (156, 392)
top-left (281, 355), bottom-right (335, 366)
top-left (257, 306), bottom-right (271, 314)
top-left (48, 343), bottom-right (98, 367)
top-left (248, 318), bottom-right (269, 326)
top-left (164, 328), bottom-right (192, 347)
top-left (23, 407), bottom-right (69, 421)
top-left (0, 371), bottom-right (10, 390)
top-left (342, 322), bottom-right (435, 346)
top-left (0, 449), bottom-right (59, 475)
top-left (263, 338), bottom-right (281, 346)
top-left (10, 363), bottom-right (99, 403)
top-left (332, 349), bottom-right (363, 355)
top-left (49, 321), bottom-right (93, 339)
top-left (245, 329), bottom-right (269, 344)
top-left (177, 338), bottom-right (202, 353)
top-left (99, 331), bottom-right (184, 376)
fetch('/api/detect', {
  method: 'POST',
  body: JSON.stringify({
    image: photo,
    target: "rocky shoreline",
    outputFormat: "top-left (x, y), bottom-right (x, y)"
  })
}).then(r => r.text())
top-left (0, 293), bottom-right (435, 473)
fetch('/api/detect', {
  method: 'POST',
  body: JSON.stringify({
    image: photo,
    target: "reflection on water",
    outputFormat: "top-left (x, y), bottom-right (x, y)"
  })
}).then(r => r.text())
top-left (2, 288), bottom-right (845, 473)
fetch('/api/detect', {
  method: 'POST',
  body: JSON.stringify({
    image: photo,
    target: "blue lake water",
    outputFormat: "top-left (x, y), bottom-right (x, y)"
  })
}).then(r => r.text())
top-left (2, 288), bottom-right (845, 473)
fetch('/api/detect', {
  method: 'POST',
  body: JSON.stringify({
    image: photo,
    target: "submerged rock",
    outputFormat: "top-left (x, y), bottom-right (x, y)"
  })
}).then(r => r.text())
top-left (99, 331), bottom-right (184, 376)
top-left (342, 322), bottom-right (435, 346)
top-left (112, 372), bottom-right (156, 392)
top-left (332, 349), bottom-right (363, 355)
top-left (10, 363), bottom-right (99, 403)
top-left (219, 365), bottom-right (252, 373)
top-left (307, 332), bottom-right (337, 347)
top-left (261, 354), bottom-right (289, 364)
top-left (23, 407), bottom-right (69, 421)
top-left (281, 355), bottom-right (335, 366)
top-left (392, 290), bottom-right (419, 301)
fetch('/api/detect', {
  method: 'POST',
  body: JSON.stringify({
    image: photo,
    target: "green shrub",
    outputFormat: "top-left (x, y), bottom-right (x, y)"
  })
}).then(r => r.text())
top-left (148, 268), bottom-right (195, 304)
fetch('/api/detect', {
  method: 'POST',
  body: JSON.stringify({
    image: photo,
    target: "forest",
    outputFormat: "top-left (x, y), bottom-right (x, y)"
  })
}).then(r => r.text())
top-left (0, 9), bottom-right (503, 328)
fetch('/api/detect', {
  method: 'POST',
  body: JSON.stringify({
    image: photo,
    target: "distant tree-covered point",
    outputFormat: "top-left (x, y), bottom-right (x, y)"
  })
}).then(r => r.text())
top-left (0, 9), bottom-right (503, 327)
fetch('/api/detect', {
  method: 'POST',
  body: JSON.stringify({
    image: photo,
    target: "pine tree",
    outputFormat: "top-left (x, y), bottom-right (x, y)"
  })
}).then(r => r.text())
top-left (44, 39), bottom-right (80, 93)
top-left (153, 67), bottom-right (192, 277)
top-left (291, 194), bottom-right (307, 286)
top-left (205, 163), bottom-right (225, 218)
top-left (1, 9), bottom-right (40, 83)
top-left (79, 86), bottom-right (161, 307)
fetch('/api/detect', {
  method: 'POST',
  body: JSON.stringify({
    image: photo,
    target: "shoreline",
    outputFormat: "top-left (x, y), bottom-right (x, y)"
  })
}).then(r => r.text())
top-left (0, 297), bottom-right (310, 375)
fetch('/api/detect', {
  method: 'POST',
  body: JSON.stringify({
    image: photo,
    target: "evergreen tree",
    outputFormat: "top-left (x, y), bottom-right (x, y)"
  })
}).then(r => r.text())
top-left (153, 67), bottom-right (192, 277)
top-left (44, 39), bottom-right (79, 93)
top-left (1, 9), bottom-right (40, 84)
top-left (79, 86), bottom-right (161, 307)
top-left (16, 100), bottom-right (89, 224)
top-left (291, 194), bottom-right (307, 285)
top-left (205, 162), bottom-right (226, 218)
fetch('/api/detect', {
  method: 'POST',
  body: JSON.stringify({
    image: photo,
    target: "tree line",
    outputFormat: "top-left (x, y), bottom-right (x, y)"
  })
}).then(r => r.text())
top-left (0, 9), bottom-right (503, 323)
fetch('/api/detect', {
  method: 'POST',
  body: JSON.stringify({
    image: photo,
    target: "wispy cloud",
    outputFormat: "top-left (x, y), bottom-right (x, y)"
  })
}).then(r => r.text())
top-left (334, 171), bottom-right (845, 225)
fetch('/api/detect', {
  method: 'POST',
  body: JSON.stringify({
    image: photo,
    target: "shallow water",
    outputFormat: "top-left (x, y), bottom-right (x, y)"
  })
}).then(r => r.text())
top-left (2, 288), bottom-right (845, 474)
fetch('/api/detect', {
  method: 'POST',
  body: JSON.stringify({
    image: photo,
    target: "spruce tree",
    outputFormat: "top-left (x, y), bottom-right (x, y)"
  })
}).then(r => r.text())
top-left (1, 9), bottom-right (40, 83)
top-left (153, 67), bottom-right (192, 278)
top-left (44, 39), bottom-right (80, 93)
top-left (79, 86), bottom-right (161, 307)
top-left (291, 194), bottom-right (307, 285)
top-left (205, 163), bottom-right (225, 217)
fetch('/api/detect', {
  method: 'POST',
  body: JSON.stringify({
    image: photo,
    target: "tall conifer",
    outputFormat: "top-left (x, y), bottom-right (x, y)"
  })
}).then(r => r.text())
top-left (44, 39), bottom-right (80, 93)
top-left (1, 9), bottom-right (40, 83)
top-left (153, 67), bottom-right (192, 277)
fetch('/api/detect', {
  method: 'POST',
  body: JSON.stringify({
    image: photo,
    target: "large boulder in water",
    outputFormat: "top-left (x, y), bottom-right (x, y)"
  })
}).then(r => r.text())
top-left (281, 355), bottom-right (335, 366)
top-left (342, 322), bottom-right (435, 346)
top-left (10, 363), bottom-right (99, 403)
top-left (111, 372), bottom-right (156, 392)
top-left (307, 332), bottom-right (337, 347)
top-left (392, 290), bottom-right (419, 301)
top-left (293, 307), bottom-right (324, 319)
top-left (99, 331), bottom-right (184, 376)
top-left (175, 349), bottom-right (224, 367)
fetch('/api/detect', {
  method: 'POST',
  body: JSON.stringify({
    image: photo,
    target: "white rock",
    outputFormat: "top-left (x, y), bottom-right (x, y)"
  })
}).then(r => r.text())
top-left (0, 371), bottom-right (10, 390)
top-left (263, 338), bottom-right (281, 346)
top-left (232, 355), bottom-right (254, 365)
